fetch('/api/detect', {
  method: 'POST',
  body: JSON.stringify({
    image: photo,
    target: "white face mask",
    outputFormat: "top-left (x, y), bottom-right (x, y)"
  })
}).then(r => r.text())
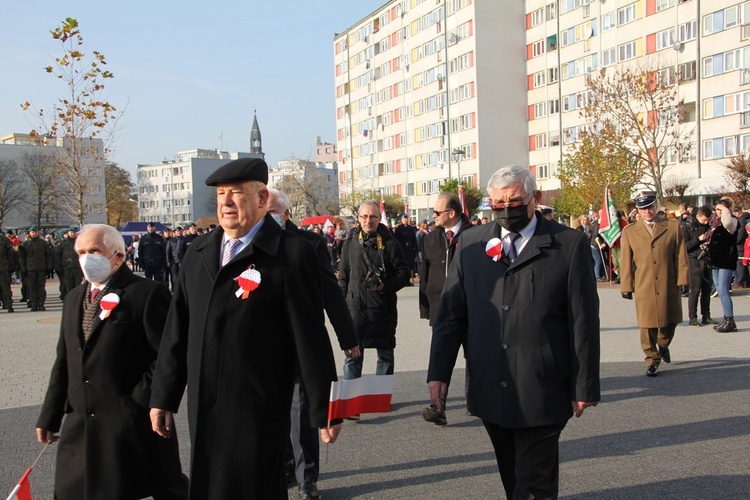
top-left (79, 253), bottom-right (116, 284)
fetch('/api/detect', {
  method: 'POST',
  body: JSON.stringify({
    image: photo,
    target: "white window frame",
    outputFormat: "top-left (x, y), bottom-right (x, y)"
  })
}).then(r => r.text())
top-left (618, 3), bottom-right (636, 26)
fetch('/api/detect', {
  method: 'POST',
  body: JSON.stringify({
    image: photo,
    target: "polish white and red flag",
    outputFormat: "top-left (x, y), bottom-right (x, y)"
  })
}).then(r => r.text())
top-left (379, 199), bottom-right (389, 228)
top-left (328, 374), bottom-right (394, 420)
top-left (6, 468), bottom-right (32, 500)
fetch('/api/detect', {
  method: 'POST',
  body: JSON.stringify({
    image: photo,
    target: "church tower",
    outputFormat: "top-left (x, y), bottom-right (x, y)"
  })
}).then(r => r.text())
top-left (250, 110), bottom-right (262, 155)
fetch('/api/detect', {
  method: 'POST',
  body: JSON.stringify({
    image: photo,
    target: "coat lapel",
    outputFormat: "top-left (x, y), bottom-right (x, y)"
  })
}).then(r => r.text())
top-left (86, 266), bottom-right (133, 344)
top-left (510, 214), bottom-right (552, 269)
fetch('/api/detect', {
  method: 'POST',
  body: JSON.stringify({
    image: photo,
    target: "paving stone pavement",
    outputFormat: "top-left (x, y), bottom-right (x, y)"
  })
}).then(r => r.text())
top-left (1, 279), bottom-right (748, 499)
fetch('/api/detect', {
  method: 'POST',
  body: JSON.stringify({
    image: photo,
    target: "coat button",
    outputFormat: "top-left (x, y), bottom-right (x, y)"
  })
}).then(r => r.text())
top-left (82, 376), bottom-right (90, 383)
top-left (507, 270), bottom-right (514, 277)
top-left (501, 343), bottom-right (509, 350)
top-left (502, 304), bottom-right (510, 311)
top-left (500, 381), bottom-right (509, 388)
top-left (86, 409), bottom-right (95, 417)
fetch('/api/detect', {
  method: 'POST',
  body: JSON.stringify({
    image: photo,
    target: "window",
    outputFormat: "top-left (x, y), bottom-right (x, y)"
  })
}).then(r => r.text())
top-left (531, 8), bottom-right (544, 26)
top-left (602, 47), bottom-right (616, 67)
top-left (656, 0), bottom-right (674, 12)
top-left (533, 70), bottom-right (546, 88)
top-left (537, 164), bottom-right (550, 179)
top-left (546, 2), bottom-right (557, 21)
top-left (656, 28), bottom-right (675, 51)
top-left (548, 66), bottom-right (559, 83)
top-left (725, 5), bottom-right (739, 30)
top-left (658, 67), bottom-right (676, 86)
top-left (532, 40), bottom-right (545, 58)
top-left (534, 101), bottom-right (547, 118)
top-left (619, 41), bottom-right (637, 62)
top-left (602, 12), bottom-right (616, 31)
top-left (549, 98), bottom-right (560, 115)
top-left (679, 20), bottom-right (697, 43)
top-left (618, 3), bottom-right (637, 26)
top-left (535, 133), bottom-right (548, 149)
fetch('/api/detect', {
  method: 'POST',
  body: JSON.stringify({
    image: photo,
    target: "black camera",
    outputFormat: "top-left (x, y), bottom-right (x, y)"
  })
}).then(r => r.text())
top-left (696, 244), bottom-right (710, 261)
top-left (365, 269), bottom-right (383, 289)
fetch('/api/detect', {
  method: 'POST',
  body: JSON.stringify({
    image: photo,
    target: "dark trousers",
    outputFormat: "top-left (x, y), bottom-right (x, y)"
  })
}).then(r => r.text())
top-left (285, 376), bottom-right (319, 484)
top-left (483, 420), bottom-right (566, 500)
top-left (143, 265), bottom-right (164, 283)
top-left (687, 257), bottom-right (711, 319)
top-left (737, 247), bottom-right (749, 286)
top-left (170, 264), bottom-right (180, 292)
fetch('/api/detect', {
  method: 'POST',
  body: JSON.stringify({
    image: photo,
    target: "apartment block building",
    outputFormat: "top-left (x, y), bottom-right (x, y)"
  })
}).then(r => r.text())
top-left (333, 0), bottom-right (527, 222)
top-left (527, 0), bottom-right (750, 204)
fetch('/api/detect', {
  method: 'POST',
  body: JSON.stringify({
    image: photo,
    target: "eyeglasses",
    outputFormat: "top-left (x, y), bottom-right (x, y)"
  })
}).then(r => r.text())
top-left (490, 194), bottom-right (534, 210)
top-left (433, 209), bottom-right (451, 216)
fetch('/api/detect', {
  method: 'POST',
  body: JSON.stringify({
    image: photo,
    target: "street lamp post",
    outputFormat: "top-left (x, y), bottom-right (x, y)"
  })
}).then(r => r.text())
top-left (452, 148), bottom-right (466, 185)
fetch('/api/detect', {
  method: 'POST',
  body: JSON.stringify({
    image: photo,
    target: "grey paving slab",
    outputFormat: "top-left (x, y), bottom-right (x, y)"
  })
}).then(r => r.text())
top-left (0, 279), bottom-right (748, 499)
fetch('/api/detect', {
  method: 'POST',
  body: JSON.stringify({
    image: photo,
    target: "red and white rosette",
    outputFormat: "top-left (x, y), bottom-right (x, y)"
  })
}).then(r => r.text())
top-left (485, 238), bottom-right (503, 262)
top-left (99, 293), bottom-right (120, 320)
top-left (235, 265), bottom-right (261, 299)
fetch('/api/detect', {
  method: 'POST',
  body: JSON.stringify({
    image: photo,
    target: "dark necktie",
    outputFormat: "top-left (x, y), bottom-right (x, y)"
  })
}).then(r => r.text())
top-left (446, 230), bottom-right (454, 244)
top-left (507, 232), bottom-right (520, 262)
top-left (90, 288), bottom-right (100, 303)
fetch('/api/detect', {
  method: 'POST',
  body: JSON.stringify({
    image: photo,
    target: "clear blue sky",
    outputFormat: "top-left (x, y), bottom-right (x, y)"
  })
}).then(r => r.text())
top-left (0, 1), bottom-right (385, 177)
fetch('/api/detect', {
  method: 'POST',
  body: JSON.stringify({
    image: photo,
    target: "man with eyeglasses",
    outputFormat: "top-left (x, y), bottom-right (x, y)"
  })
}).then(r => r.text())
top-left (427, 165), bottom-right (600, 499)
top-left (338, 201), bottom-right (410, 396)
top-left (418, 192), bottom-right (473, 426)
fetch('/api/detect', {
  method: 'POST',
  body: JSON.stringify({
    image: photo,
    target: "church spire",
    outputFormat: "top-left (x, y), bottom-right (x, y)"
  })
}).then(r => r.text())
top-left (250, 110), bottom-right (262, 154)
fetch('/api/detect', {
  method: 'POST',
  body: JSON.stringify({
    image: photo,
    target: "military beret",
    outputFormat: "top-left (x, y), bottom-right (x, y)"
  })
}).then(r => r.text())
top-left (175, 226), bottom-right (183, 231)
top-left (28, 225), bottom-right (39, 231)
top-left (205, 157), bottom-right (269, 186)
top-left (635, 195), bottom-right (656, 209)
top-left (148, 222), bottom-right (156, 227)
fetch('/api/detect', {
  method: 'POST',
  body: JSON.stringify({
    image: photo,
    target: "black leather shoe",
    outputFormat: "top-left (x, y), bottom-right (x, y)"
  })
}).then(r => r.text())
top-left (298, 482), bottom-right (320, 499)
top-left (658, 346), bottom-right (671, 363)
top-left (37, 306), bottom-right (46, 311)
top-left (689, 317), bottom-right (700, 327)
top-left (6, 307), bottom-right (13, 313)
top-left (702, 315), bottom-right (719, 325)
top-left (421, 405), bottom-right (447, 425)
top-left (646, 365), bottom-right (658, 377)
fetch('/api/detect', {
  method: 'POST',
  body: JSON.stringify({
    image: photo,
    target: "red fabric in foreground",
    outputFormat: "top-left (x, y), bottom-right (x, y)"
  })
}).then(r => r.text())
top-left (328, 394), bottom-right (392, 420)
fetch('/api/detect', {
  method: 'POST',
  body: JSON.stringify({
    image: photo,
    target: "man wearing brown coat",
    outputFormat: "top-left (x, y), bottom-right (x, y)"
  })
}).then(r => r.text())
top-left (620, 195), bottom-right (689, 377)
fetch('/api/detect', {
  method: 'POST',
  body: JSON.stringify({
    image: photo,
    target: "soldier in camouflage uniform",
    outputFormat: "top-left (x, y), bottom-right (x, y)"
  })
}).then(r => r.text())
top-left (60, 227), bottom-right (83, 299)
top-left (21, 226), bottom-right (52, 311)
top-left (0, 231), bottom-right (17, 312)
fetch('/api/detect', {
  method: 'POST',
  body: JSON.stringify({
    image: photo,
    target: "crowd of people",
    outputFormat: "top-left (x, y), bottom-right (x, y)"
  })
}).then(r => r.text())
top-left (0, 158), bottom-right (745, 499)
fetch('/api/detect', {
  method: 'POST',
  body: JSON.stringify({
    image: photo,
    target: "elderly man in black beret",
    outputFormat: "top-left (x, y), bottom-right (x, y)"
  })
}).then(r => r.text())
top-left (620, 195), bottom-right (689, 377)
top-left (150, 158), bottom-right (342, 499)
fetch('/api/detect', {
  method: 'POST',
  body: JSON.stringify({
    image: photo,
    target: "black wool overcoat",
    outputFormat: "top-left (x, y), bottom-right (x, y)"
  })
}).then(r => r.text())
top-left (150, 215), bottom-right (338, 499)
top-left (37, 266), bottom-right (187, 500)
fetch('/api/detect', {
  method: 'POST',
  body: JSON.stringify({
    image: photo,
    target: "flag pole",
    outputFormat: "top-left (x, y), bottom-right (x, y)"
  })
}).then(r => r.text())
top-left (30, 443), bottom-right (49, 470)
top-left (5, 444), bottom-right (49, 500)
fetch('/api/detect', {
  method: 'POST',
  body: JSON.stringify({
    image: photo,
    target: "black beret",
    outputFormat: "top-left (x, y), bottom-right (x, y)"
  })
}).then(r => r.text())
top-left (175, 226), bottom-right (183, 231)
top-left (205, 157), bottom-right (268, 186)
top-left (635, 195), bottom-right (656, 209)
top-left (148, 222), bottom-right (156, 227)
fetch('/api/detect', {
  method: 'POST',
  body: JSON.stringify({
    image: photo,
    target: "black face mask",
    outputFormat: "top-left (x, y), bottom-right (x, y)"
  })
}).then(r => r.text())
top-left (493, 204), bottom-right (533, 232)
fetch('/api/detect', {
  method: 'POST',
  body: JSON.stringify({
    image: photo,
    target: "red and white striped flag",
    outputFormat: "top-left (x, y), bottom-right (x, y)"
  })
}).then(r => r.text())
top-left (379, 199), bottom-right (389, 227)
top-left (328, 374), bottom-right (394, 420)
top-left (458, 184), bottom-right (469, 218)
top-left (6, 468), bottom-right (32, 500)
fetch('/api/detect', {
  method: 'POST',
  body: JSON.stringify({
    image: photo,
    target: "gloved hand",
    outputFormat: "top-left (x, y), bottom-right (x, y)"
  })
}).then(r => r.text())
top-left (680, 285), bottom-right (689, 295)
top-left (621, 292), bottom-right (633, 300)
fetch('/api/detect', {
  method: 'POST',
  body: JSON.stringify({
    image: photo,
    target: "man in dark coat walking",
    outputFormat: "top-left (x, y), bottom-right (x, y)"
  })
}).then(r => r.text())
top-left (419, 192), bottom-right (472, 425)
top-left (393, 213), bottom-right (418, 284)
top-left (36, 224), bottom-right (188, 500)
top-left (338, 201), bottom-right (410, 382)
top-left (268, 187), bottom-right (359, 499)
top-left (428, 165), bottom-right (600, 499)
top-left (150, 158), bottom-right (342, 499)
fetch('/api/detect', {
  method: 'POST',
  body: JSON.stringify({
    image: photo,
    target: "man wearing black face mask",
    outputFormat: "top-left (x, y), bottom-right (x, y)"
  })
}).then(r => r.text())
top-left (427, 165), bottom-right (600, 499)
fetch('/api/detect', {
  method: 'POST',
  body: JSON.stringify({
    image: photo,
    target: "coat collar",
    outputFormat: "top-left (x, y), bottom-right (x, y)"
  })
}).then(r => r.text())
top-left (85, 265), bottom-right (134, 346)
top-left (479, 214), bottom-right (553, 268)
top-left (193, 214), bottom-right (283, 279)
